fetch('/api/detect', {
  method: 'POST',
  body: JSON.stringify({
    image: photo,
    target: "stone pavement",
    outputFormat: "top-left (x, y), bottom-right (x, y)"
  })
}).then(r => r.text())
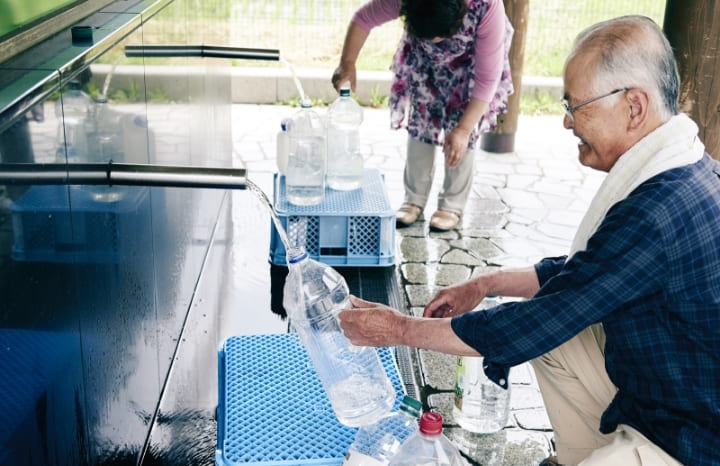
top-left (233, 104), bottom-right (606, 466)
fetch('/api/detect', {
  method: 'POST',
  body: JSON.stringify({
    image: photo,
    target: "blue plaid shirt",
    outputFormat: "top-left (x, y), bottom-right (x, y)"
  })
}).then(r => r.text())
top-left (452, 154), bottom-right (720, 464)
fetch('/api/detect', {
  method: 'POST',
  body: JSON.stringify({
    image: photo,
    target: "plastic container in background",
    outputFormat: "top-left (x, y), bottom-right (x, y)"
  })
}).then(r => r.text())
top-left (282, 246), bottom-right (396, 427)
top-left (453, 296), bottom-right (510, 434)
top-left (55, 81), bottom-right (94, 162)
top-left (388, 412), bottom-right (466, 466)
top-left (285, 99), bottom-right (326, 206)
top-left (343, 395), bottom-right (422, 466)
top-left (327, 84), bottom-right (364, 191)
top-left (90, 96), bottom-right (123, 163)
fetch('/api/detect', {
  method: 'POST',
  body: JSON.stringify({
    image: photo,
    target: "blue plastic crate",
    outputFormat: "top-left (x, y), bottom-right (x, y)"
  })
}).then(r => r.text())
top-left (216, 333), bottom-right (406, 466)
top-left (9, 185), bottom-right (150, 263)
top-left (269, 169), bottom-right (395, 267)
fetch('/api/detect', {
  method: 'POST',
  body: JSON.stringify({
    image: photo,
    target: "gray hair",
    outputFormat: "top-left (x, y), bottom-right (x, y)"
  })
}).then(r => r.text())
top-left (566, 15), bottom-right (680, 120)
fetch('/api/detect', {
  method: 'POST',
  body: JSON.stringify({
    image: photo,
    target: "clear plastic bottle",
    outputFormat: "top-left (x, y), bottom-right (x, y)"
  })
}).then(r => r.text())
top-left (54, 81), bottom-right (94, 162)
top-left (285, 99), bottom-right (326, 205)
top-left (453, 296), bottom-right (511, 434)
top-left (90, 96), bottom-right (123, 163)
top-left (343, 395), bottom-right (422, 466)
top-left (327, 83), bottom-right (364, 191)
top-left (282, 246), bottom-right (396, 427)
top-left (388, 412), bottom-right (466, 466)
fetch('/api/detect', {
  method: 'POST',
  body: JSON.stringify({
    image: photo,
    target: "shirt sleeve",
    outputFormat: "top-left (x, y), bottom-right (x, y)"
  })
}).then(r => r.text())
top-left (534, 256), bottom-right (567, 286)
top-left (351, 0), bottom-right (401, 32)
top-left (451, 194), bottom-right (667, 384)
top-left (470, 0), bottom-right (509, 102)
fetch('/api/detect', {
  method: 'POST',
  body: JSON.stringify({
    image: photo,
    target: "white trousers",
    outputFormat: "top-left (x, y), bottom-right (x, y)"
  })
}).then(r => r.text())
top-left (403, 137), bottom-right (475, 215)
top-left (530, 325), bottom-right (683, 466)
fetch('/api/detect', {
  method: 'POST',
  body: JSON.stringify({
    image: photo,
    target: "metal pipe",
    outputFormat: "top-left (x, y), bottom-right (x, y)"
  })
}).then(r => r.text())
top-left (124, 44), bottom-right (280, 61)
top-left (0, 162), bottom-right (247, 190)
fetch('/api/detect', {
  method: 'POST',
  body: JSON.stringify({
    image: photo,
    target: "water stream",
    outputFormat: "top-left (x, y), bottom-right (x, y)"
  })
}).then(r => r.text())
top-left (280, 57), bottom-right (307, 103)
top-left (244, 57), bottom-right (311, 254)
top-left (245, 179), bottom-right (290, 250)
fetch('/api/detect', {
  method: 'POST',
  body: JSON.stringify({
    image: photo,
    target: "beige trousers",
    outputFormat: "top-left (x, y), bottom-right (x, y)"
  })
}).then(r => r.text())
top-left (403, 136), bottom-right (475, 215)
top-left (531, 325), bottom-right (682, 466)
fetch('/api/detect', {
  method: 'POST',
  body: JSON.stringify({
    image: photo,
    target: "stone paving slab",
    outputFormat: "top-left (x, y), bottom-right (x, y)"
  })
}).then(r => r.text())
top-left (233, 103), bottom-right (605, 465)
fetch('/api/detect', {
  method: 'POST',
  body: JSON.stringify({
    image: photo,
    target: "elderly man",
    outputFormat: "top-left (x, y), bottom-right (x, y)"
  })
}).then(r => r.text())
top-left (339, 15), bottom-right (719, 466)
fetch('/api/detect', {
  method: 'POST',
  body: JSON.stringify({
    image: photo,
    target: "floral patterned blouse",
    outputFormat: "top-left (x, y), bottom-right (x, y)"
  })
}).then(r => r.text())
top-left (353, 0), bottom-right (514, 149)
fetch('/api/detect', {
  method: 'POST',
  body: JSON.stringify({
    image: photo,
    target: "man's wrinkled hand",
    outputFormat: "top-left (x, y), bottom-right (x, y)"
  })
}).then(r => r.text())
top-left (338, 296), bottom-right (406, 347)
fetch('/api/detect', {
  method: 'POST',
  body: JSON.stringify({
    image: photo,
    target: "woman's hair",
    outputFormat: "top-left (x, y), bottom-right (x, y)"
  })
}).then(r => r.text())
top-left (400, 0), bottom-right (467, 40)
top-left (567, 15), bottom-right (680, 120)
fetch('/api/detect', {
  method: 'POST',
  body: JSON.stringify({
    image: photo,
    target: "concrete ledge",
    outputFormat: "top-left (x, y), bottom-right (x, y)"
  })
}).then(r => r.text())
top-left (232, 67), bottom-right (563, 105)
top-left (89, 64), bottom-right (563, 105)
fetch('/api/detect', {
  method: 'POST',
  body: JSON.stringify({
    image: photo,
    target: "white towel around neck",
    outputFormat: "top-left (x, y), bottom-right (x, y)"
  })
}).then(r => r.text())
top-left (569, 113), bottom-right (705, 258)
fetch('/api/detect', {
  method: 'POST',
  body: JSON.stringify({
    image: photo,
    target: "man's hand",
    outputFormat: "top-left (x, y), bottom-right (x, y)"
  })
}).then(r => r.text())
top-left (424, 281), bottom-right (486, 318)
top-left (338, 296), bottom-right (408, 347)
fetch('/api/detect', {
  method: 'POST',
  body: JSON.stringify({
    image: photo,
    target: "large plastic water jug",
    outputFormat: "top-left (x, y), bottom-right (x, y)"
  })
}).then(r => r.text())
top-left (327, 84), bottom-right (364, 191)
top-left (282, 246), bottom-right (396, 427)
top-left (285, 100), bottom-right (326, 206)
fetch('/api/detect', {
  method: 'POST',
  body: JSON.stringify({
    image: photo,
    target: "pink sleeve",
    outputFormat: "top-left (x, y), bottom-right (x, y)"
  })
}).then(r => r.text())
top-left (471, 0), bottom-right (509, 102)
top-left (351, 0), bottom-right (401, 32)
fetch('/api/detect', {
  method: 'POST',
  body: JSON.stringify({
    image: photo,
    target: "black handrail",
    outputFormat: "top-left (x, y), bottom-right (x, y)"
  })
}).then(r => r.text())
top-left (124, 44), bottom-right (280, 61)
top-left (0, 162), bottom-right (247, 190)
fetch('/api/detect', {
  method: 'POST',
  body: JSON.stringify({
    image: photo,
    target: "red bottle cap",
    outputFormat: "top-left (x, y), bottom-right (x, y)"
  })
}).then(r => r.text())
top-left (419, 411), bottom-right (443, 435)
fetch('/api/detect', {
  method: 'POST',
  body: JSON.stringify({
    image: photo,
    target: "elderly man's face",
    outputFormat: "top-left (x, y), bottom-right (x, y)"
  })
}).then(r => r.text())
top-left (562, 53), bottom-right (633, 172)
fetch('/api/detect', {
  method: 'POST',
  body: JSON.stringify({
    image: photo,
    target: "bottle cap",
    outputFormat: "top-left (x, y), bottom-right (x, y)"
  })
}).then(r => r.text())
top-left (399, 395), bottom-right (422, 418)
top-left (418, 411), bottom-right (443, 435)
top-left (287, 247), bottom-right (308, 263)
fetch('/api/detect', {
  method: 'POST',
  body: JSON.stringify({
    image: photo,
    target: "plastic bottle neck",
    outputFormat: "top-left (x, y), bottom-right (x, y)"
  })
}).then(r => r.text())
top-left (398, 396), bottom-right (422, 419)
top-left (287, 247), bottom-right (308, 264)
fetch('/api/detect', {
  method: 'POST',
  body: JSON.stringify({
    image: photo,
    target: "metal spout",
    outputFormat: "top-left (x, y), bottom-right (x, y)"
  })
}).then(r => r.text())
top-left (0, 162), bottom-right (247, 190)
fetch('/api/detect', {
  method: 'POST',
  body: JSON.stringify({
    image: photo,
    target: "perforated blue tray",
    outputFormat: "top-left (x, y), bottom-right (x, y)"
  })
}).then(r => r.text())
top-left (269, 169), bottom-right (395, 267)
top-left (216, 333), bottom-right (405, 466)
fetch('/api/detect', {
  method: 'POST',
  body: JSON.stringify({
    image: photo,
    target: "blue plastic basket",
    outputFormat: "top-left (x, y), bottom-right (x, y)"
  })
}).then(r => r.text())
top-left (269, 169), bottom-right (395, 267)
top-left (216, 333), bottom-right (406, 466)
top-left (9, 185), bottom-right (151, 263)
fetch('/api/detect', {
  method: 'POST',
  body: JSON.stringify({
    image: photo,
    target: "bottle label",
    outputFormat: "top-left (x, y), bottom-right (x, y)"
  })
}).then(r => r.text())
top-left (342, 449), bottom-right (386, 466)
top-left (454, 356), bottom-right (467, 410)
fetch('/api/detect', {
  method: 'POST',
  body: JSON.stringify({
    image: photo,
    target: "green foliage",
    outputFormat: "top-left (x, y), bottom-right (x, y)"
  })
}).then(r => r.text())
top-left (110, 80), bottom-right (140, 103)
top-left (368, 85), bottom-right (388, 109)
top-left (520, 91), bottom-right (564, 116)
top-left (278, 96), bottom-right (327, 108)
top-left (147, 87), bottom-right (170, 103)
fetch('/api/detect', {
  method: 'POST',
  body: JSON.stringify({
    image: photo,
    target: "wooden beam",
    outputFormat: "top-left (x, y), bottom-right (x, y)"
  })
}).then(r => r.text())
top-left (480, 0), bottom-right (529, 153)
top-left (663, 0), bottom-right (720, 160)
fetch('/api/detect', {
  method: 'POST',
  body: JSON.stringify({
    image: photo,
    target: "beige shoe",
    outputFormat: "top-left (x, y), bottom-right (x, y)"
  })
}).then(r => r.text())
top-left (396, 203), bottom-right (422, 227)
top-left (429, 210), bottom-right (461, 231)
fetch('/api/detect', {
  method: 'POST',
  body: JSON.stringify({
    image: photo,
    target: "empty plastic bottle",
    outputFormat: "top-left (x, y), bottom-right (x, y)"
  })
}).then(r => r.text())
top-left (343, 395), bottom-right (422, 466)
top-left (91, 96), bottom-right (123, 162)
top-left (282, 246), bottom-right (396, 427)
top-left (327, 83), bottom-right (364, 190)
top-left (285, 99), bottom-right (326, 205)
top-left (55, 81), bottom-right (94, 162)
top-left (388, 411), bottom-right (466, 466)
top-left (453, 296), bottom-right (510, 434)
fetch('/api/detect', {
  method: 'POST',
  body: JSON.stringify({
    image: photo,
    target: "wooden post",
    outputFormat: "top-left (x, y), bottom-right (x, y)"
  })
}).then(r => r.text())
top-left (480, 0), bottom-right (529, 154)
top-left (663, 0), bottom-right (720, 160)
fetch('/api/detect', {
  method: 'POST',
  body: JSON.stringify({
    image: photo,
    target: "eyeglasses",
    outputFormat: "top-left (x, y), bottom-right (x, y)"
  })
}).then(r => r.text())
top-left (562, 88), bottom-right (629, 122)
